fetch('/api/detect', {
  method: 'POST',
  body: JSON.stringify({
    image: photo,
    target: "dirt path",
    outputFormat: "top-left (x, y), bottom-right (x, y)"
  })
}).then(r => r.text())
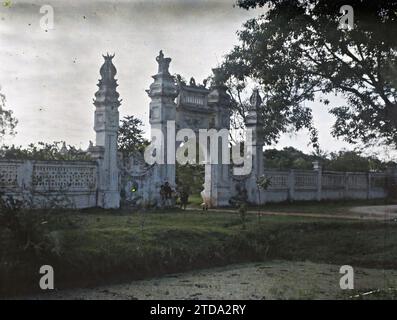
top-left (24, 261), bottom-right (397, 300)
top-left (349, 205), bottom-right (397, 218)
top-left (191, 205), bottom-right (397, 221)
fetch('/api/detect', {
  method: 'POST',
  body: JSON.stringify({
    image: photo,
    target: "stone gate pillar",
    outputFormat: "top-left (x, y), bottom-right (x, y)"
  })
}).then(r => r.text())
top-left (201, 68), bottom-right (232, 207)
top-left (146, 51), bottom-right (178, 202)
top-left (245, 89), bottom-right (265, 205)
top-left (89, 54), bottom-right (121, 209)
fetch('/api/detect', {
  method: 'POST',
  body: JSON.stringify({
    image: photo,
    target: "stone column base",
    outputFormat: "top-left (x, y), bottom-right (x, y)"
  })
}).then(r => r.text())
top-left (100, 191), bottom-right (120, 209)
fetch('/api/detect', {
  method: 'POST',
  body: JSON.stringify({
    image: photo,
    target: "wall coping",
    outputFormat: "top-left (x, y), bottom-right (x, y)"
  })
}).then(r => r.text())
top-left (0, 159), bottom-right (98, 166)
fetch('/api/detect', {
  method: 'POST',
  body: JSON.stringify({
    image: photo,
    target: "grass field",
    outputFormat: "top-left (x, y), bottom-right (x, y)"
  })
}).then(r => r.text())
top-left (1, 200), bottom-right (397, 298)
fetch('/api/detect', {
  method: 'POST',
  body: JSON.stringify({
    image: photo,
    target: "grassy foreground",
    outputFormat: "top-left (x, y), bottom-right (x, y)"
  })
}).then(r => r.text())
top-left (1, 205), bottom-right (397, 297)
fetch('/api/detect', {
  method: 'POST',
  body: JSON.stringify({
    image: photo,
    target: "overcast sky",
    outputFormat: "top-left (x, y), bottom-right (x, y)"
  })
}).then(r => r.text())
top-left (0, 0), bottom-right (394, 159)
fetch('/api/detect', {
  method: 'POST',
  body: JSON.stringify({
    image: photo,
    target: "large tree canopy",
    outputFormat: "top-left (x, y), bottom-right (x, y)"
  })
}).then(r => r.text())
top-left (264, 146), bottom-right (393, 171)
top-left (223, 0), bottom-right (397, 147)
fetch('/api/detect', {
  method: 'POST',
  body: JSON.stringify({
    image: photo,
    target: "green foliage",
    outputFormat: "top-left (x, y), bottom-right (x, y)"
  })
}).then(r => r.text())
top-left (326, 150), bottom-right (386, 172)
top-left (265, 147), bottom-right (317, 170)
top-left (0, 193), bottom-right (60, 257)
top-left (0, 88), bottom-right (18, 143)
top-left (2, 206), bottom-right (397, 297)
top-left (257, 175), bottom-right (272, 190)
top-left (176, 163), bottom-right (204, 195)
top-left (118, 115), bottom-right (148, 156)
top-left (238, 203), bottom-right (247, 228)
top-left (264, 147), bottom-right (395, 171)
top-left (224, 63), bottom-right (319, 149)
top-left (226, 0), bottom-right (397, 147)
top-left (0, 141), bottom-right (91, 160)
top-left (0, 115), bottom-right (147, 161)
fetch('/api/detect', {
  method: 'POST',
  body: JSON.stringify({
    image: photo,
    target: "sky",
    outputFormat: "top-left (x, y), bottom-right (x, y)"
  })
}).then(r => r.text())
top-left (0, 0), bottom-right (394, 160)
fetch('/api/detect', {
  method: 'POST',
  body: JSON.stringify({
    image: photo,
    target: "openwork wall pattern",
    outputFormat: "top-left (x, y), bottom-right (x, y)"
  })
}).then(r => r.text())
top-left (32, 163), bottom-right (97, 192)
top-left (0, 160), bottom-right (98, 209)
top-left (0, 161), bottom-right (22, 189)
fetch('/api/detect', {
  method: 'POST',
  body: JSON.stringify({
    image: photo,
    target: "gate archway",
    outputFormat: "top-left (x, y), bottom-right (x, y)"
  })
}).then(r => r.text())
top-left (146, 51), bottom-right (232, 207)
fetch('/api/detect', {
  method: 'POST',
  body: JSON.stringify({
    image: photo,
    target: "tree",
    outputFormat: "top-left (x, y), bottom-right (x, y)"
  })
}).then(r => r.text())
top-left (325, 150), bottom-right (389, 172)
top-left (264, 147), bottom-right (319, 170)
top-left (117, 115), bottom-right (148, 156)
top-left (224, 0), bottom-right (397, 147)
top-left (176, 163), bottom-right (204, 195)
top-left (223, 66), bottom-right (319, 149)
top-left (0, 142), bottom-right (91, 161)
top-left (0, 88), bottom-right (18, 143)
top-left (263, 146), bottom-right (393, 172)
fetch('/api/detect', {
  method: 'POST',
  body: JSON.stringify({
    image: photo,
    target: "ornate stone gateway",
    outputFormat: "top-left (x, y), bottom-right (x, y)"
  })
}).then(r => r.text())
top-left (0, 53), bottom-right (391, 209)
top-left (145, 50), bottom-right (232, 207)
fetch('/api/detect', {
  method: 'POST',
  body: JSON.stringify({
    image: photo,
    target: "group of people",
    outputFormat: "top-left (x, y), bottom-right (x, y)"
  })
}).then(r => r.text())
top-left (159, 182), bottom-right (189, 209)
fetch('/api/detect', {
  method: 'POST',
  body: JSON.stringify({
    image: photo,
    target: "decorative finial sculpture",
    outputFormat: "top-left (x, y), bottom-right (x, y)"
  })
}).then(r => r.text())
top-left (147, 51), bottom-right (178, 99)
top-left (94, 54), bottom-right (121, 108)
top-left (249, 88), bottom-right (262, 110)
top-left (176, 74), bottom-right (184, 85)
top-left (246, 88), bottom-right (263, 125)
top-left (99, 53), bottom-right (117, 83)
top-left (60, 141), bottom-right (68, 155)
top-left (189, 77), bottom-right (196, 87)
top-left (156, 50), bottom-right (172, 75)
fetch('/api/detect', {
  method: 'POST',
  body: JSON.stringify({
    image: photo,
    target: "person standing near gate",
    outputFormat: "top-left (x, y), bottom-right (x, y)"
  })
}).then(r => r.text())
top-left (163, 182), bottom-right (173, 207)
top-left (179, 188), bottom-right (189, 210)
